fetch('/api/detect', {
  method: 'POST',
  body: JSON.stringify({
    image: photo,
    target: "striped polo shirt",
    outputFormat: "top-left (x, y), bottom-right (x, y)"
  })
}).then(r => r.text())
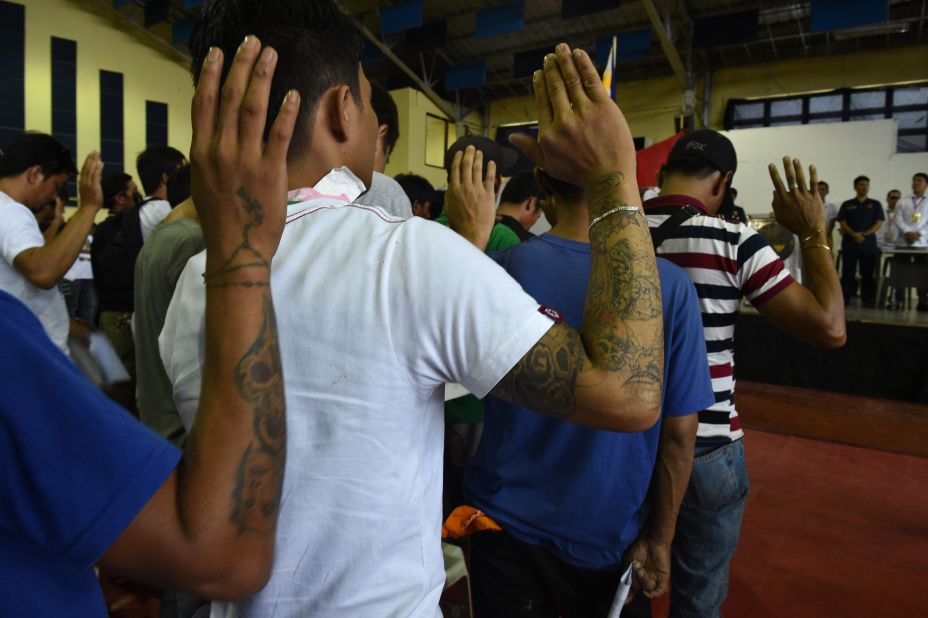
top-left (645, 195), bottom-right (794, 446)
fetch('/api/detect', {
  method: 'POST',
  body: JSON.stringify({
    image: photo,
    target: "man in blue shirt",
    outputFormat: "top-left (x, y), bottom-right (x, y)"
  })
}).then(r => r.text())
top-left (1, 38), bottom-right (292, 615)
top-left (453, 166), bottom-right (714, 617)
top-left (837, 175), bottom-right (885, 307)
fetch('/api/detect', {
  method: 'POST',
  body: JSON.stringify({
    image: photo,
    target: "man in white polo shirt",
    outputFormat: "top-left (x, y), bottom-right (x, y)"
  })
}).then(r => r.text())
top-left (0, 133), bottom-right (102, 355)
top-left (892, 172), bottom-right (928, 310)
top-left (160, 2), bottom-right (665, 616)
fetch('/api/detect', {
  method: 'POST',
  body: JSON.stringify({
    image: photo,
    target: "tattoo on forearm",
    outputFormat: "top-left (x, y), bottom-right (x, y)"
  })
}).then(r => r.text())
top-left (202, 188), bottom-right (272, 285)
top-left (213, 187), bottom-right (286, 536)
top-left (584, 173), bottom-right (663, 383)
top-left (490, 172), bottom-right (663, 421)
top-left (229, 293), bottom-right (286, 535)
top-left (491, 325), bottom-right (585, 419)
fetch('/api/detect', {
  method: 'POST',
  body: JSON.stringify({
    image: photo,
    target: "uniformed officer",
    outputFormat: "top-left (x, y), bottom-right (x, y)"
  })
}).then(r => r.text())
top-left (837, 175), bottom-right (885, 307)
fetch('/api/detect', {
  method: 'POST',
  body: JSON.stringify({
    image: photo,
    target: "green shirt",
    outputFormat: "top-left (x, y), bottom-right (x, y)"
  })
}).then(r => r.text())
top-left (434, 214), bottom-right (521, 253)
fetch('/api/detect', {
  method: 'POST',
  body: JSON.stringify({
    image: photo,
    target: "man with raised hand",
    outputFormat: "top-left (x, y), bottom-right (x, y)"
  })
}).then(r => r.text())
top-left (1, 39), bottom-right (294, 614)
top-left (164, 2), bottom-right (662, 613)
top-left (645, 144), bottom-right (845, 618)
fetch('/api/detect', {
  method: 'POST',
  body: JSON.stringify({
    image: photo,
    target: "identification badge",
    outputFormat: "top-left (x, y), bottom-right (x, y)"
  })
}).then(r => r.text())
top-left (913, 212), bottom-right (921, 223)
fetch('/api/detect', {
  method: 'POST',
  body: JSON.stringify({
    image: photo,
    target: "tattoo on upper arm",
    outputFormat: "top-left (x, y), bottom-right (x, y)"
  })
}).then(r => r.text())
top-left (490, 324), bottom-right (585, 419)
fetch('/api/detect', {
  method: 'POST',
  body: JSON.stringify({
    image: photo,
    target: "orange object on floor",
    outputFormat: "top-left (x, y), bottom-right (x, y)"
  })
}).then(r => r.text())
top-left (442, 505), bottom-right (502, 539)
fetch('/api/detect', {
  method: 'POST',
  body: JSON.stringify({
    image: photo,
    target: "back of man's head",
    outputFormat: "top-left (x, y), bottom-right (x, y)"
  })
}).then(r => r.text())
top-left (395, 173), bottom-right (433, 206)
top-left (500, 172), bottom-right (543, 206)
top-left (661, 129), bottom-right (737, 213)
top-left (371, 84), bottom-right (399, 152)
top-left (102, 172), bottom-right (132, 210)
top-left (167, 164), bottom-right (192, 207)
top-left (188, 0), bottom-right (363, 160)
top-left (0, 132), bottom-right (77, 179)
top-left (136, 145), bottom-right (186, 195)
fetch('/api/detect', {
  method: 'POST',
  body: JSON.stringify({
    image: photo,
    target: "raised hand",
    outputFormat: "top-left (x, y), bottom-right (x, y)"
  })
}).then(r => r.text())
top-left (768, 157), bottom-right (825, 237)
top-left (77, 151), bottom-right (104, 211)
top-left (444, 145), bottom-right (498, 250)
top-left (190, 36), bottom-right (300, 283)
top-left (509, 43), bottom-right (637, 200)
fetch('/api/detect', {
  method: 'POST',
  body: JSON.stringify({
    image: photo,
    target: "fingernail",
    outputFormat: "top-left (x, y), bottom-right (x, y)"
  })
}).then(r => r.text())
top-left (573, 48), bottom-right (584, 58)
top-left (207, 47), bottom-right (220, 63)
top-left (544, 54), bottom-right (554, 66)
top-left (240, 35), bottom-right (255, 51)
top-left (261, 47), bottom-right (276, 65)
top-left (556, 43), bottom-right (568, 53)
top-left (533, 70), bottom-right (543, 80)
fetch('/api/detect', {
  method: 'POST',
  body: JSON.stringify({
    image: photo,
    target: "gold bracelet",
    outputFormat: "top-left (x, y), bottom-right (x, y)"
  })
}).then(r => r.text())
top-left (800, 228), bottom-right (825, 242)
top-left (800, 243), bottom-right (832, 254)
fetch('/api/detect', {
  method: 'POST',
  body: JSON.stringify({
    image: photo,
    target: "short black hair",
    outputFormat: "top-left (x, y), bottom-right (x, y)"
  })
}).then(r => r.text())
top-left (537, 170), bottom-right (584, 205)
top-left (102, 172), bottom-right (132, 210)
top-left (136, 145), bottom-right (186, 195)
top-left (914, 172), bottom-right (928, 183)
top-left (395, 173), bottom-right (434, 206)
top-left (188, 0), bottom-right (364, 158)
top-left (854, 175), bottom-right (870, 185)
top-left (731, 187), bottom-right (738, 198)
top-left (500, 172), bottom-right (544, 206)
top-left (887, 189), bottom-right (901, 197)
top-left (167, 164), bottom-right (192, 207)
top-left (0, 132), bottom-right (77, 179)
top-left (818, 180), bottom-right (829, 190)
top-left (661, 154), bottom-right (719, 181)
top-left (371, 83), bottom-right (399, 153)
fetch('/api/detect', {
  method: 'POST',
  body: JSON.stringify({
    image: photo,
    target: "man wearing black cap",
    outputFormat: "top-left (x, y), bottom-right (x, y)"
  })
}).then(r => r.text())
top-left (435, 135), bottom-right (524, 251)
top-left (645, 129), bottom-right (846, 617)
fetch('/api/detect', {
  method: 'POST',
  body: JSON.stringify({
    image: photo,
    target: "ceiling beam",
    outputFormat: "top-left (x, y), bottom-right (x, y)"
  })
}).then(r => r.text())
top-left (356, 23), bottom-right (459, 121)
top-left (640, 0), bottom-right (688, 89)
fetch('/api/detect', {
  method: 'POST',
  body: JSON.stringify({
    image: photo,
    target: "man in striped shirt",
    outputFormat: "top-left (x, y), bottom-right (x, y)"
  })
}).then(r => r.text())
top-left (644, 130), bottom-right (846, 617)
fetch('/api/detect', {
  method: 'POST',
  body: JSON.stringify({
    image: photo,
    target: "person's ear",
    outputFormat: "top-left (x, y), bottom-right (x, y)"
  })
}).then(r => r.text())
top-left (377, 124), bottom-right (389, 140)
top-left (711, 171), bottom-right (731, 198)
top-left (526, 196), bottom-right (540, 212)
top-left (321, 85), bottom-right (354, 143)
top-left (25, 165), bottom-right (44, 186)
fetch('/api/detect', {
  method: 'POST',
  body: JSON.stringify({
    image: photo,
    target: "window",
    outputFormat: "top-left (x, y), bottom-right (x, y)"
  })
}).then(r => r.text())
top-left (146, 101), bottom-right (168, 147)
top-left (51, 37), bottom-right (77, 204)
top-left (725, 82), bottom-right (928, 152)
top-left (424, 113), bottom-right (449, 168)
top-left (100, 70), bottom-right (124, 174)
top-left (0, 1), bottom-right (25, 149)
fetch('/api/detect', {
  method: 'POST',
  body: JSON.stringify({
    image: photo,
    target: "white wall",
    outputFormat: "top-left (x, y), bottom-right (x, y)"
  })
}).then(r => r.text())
top-left (722, 120), bottom-right (928, 217)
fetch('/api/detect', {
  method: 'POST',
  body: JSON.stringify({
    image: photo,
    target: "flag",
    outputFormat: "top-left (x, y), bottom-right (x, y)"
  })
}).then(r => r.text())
top-left (601, 35), bottom-right (617, 101)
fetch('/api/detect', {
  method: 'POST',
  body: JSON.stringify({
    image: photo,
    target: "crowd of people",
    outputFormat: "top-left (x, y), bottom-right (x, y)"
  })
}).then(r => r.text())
top-left (1, 0), bottom-right (922, 617)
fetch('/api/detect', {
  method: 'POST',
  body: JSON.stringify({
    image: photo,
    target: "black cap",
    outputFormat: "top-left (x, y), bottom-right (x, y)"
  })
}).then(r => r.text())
top-left (444, 135), bottom-right (520, 178)
top-left (667, 129), bottom-right (737, 175)
top-left (668, 129), bottom-right (737, 213)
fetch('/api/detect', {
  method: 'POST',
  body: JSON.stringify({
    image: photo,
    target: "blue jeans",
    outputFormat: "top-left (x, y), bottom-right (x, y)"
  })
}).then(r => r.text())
top-left (670, 439), bottom-right (749, 618)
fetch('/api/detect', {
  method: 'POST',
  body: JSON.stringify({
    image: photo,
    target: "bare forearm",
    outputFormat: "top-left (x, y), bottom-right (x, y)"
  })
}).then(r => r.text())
top-left (644, 416), bottom-right (697, 545)
top-left (864, 220), bottom-right (882, 235)
top-left (30, 206), bottom-right (97, 284)
top-left (579, 173), bottom-right (663, 425)
top-left (800, 230), bottom-right (844, 323)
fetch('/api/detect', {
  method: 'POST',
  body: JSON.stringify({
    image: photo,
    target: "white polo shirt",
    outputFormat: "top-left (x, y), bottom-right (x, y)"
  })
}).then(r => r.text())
top-left (0, 191), bottom-right (70, 356)
top-left (160, 168), bottom-right (553, 618)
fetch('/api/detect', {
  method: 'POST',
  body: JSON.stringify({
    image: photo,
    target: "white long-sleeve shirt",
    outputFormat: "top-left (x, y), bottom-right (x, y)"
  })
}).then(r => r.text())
top-left (893, 193), bottom-right (928, 247)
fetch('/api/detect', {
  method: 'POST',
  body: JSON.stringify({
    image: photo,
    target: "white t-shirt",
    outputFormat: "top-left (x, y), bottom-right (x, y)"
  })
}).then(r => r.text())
top-left (0, 191), bottom-right (70, 355)
top-left (160, 168), bottom-right (553, 618)
top-left (139, 198), bottom-right (172, 242)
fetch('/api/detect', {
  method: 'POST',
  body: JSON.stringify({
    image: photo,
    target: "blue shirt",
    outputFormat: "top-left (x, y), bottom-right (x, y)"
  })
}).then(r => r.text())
top-left (463, 233), bottom-right (714, 569)
top-left (0, 291), bottom-right (180, 616)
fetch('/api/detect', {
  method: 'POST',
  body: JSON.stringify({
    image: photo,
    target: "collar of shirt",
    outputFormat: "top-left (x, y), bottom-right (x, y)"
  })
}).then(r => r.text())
top-left (287, 167), bottom-right (366, 205)
top-left (643, 193), bottom-right (711, 214)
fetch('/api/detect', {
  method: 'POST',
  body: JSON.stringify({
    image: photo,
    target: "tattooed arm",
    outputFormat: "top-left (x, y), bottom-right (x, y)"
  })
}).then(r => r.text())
top-left (97, 38), bottom-right (298, 598)
top-left (494, 45), bottom-right (663, 432)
